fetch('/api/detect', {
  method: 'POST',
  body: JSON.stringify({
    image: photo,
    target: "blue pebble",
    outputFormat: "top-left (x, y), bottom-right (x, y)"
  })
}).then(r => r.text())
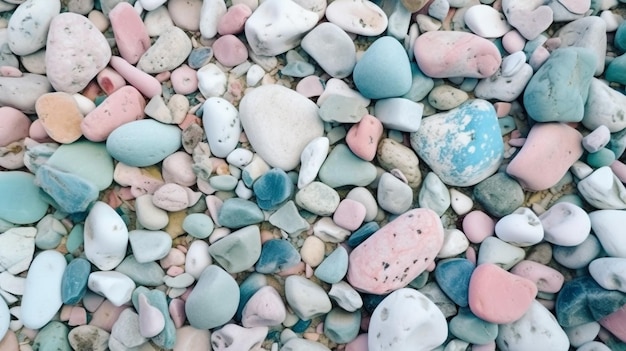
top-left (252, 168), bottom-right (294, 211)
top-left (402, 62), bottom-right (434, 101)
top-left (353, 36), bottom-right (412, 99)
top-left (36, 164), bottom-right (99, 214)
top-left (188, 47), bottom-right (213, 69)
top-left (115, 255), bottom-right (165, 287)
top-left (314, 246), bottom-right (348, 284)
top-left (449, 307), bottom-right (498, 345)
top-left (61, 258), bottom-right (91, 305)
top-left (324, 308), bottom-right (361, 344)
top-left (281, 61), bottom-right (316, 77)
top-left (556, 276), bottom-right (626, 328)
top-left (347, 222), bottom-right (380, 247)
top-left (498, 116), bottom-right (516, 136)
top-left (236, 273), bottom-right (268, 321)
top-left (606, 53), bottom-right (626, 85)
top-left (615, 21), bottom-right (626, 52)
top-left (217, 198), bottom-right (264, 228)
top-left (255, 239), bottom-right (301, 274)
top-left (291, 318), bottom-right (312, 333)
top-left (434, 258), bottom-right (474, 307)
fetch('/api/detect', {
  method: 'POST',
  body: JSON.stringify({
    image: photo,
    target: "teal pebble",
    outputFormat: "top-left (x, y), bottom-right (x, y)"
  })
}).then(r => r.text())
top-left (324, 308), bottom-right (361, 344)
top-left (314, 246), bottom-right (348, 284)
top-left (209, 175), bottom-right (238, 191)
top-left (0, 171), bottom-right (48, 224)
top-left (65, 224), bottom-right (84, 256)
top-left (459, 78), bottom-right (479, 92)
top-left (268, 200), bottom-right (310, 236)
top-left (106, 119), bottom-right (182, 167)
top-left (61, 257), bottom-right (91, 305)
top-left (255, 239), bottom-right (301, 274)
top-left (140, 289), bottom-right (176, 349)
top-left (586, 148), bottom-right (616, 168)
top-left (347, 222), bottom-right (379, 247)
top-left (208, 225), bottom-right (261, 273)
top-left (115, 255), bottom-right (165, 286)
top-left (473, 172), bottom-right (525, 217)
top-left (253, 168), bottom-right (294, 211)
top-left (236, 273), bottom-right (268, 320)
top-left (498, 116), bottom-right (516, 135)
top-left (362, 293), bottom-right (386, 313)
top-left (523, 47), bottom-right (596, 123)
top-left (608, 128), bottom-right (626, 158)
top-left (281, 61), bottom-right (315, 77)
top-left (353, 36), bottom-right (412, 99)
top-left (402, 62), bottom-right (435, 102)
top-left (318, 144), bottom-right (377, 188)
top-left (407, 271), bottom-right (429, 289)
top-left (94, 95), bottom-right (106, 106)
top-left (36, 164), bottom-right (98, 214)
top-left (449, 307), bottom-right (498, 345)
top-left (217, 198), bottom-right (264, 228)
top-left (291, 318), bottom-right (312, 333)
top-left (606, 53), bottom-right (626, 85)
top-left (46, 140), bottom-right (114, 191)
top-left (615, 21), bottom-right (626, 52)
top-left (556, 276), bottom-right (626, 328)
top-left (182, 213), bottom-right (215, 239)
top-left (434, 258), bottom-right (474, 307)
top-left (32, 321), bottom-right (71, 351)
top-left (185, 265), bottom-right (240, 329)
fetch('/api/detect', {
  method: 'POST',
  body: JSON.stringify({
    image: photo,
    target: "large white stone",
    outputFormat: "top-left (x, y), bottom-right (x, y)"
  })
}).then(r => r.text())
top-left (464, 4), bottom-right (511, 38)
top-left (8, 0), bottom-right (60, 56)
top-left (88, 271), bottom-right (136, 307)
top-left (239, 84), bottom-right (324, 171)
top-left (21, 250), bottom-right (66, 329)
top-left (583, 78), bottom-right (626, 133)
top-left (539, 202), bottom-right (590, 246)
top-left (368, 288), bottom-right (447, 351)
top-left (578, 167), bottom-right (626, 210)
top-left (84, 201), bottom-right (129, 270)
top-left (199, 0), bottom-right (226, 39)
top-left (589, 210), bottom-right (626, 258)
top-left (325, 0), bottom-right (388, 36)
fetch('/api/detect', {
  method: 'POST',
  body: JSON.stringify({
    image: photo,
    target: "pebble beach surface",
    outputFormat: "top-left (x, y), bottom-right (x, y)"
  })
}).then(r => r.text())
top-left (2, 0), bottom-right (626, 350)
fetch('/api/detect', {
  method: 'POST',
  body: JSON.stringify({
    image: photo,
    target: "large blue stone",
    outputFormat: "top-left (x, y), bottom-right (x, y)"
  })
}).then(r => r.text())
top-left (35, 164), bottom-right (99, 214)
top-left (61, 257), bottom-right (91, 305)
top-left (255, 239), bottom-right (301, 274)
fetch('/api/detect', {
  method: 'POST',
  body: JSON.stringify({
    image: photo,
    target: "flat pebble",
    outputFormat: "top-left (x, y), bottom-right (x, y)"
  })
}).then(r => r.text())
top-left (565, 321), bottom-right (601, 348)
top-left (319, 144), bottom-right (377, 188)
top-left (212, 34), bottom-right (248, 67)
top-left (435, 258), bottom-right (474, 307)
top-left (495, 207), bottom-right (544, 247)
top-left (61, 257), bottom-right (91, 305)
top-left (314, 246), bottom-right (349, 284)
top-left (501, 0), bottom-right (553, 40)
top-left (68, 325), bottom-right (110, 351)
top-left (557, 16), bottom-right (607, 76)
top-left (36, 164), bottom-right (99, 213)
top-left (374, 98), bottom-right (423, 132)
top-left (217, 198), bottom-right (264, 228)
top-left (255, 239), bottom-right (301, 274)
top-left (428, 85), bottom-right (469, 111)
top-left (0, 73), bottom-right (52, 114)
top-left (21, 250), bottom-right (66, 329)
top-left (0, 172), bottom-right (48, 224)
top-left (552, 234), bottom-right (602, 270)
top-left (109, 2), bottom-right (150, 65)
top-left (476, 236), bottom-right (526, 270)
top-left (589, 257), bottom-right (626, 292)
top-left (268, 200), bottom-right (310, 236)
top-left (539, 202), bottom-right (590, 246)
top-left (510, 260), bottom-right (565, 293)
top-left (32, 321), bottom-right (71, 351)
top-left (184, 240), bottom-right (212, 279)
top-left (377, 172), bottom-right (413, 215)
top-left (138, 26), bottom-right (191, 74)
top-left (81, 86), bottom-right (145, 142)
top-left (464, 4), bottom-right (511, 38)
top-left (325, 0), bottom-right (387, 36)
top-left (449, 307), bottom-right (498, 345)
top-left (556, 276), bottom-right (626, 327)
top-left (8, 0), bottom-right (60, 56)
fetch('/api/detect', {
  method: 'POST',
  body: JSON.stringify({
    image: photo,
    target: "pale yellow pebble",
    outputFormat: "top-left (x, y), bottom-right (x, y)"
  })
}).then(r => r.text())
top-left (167, 94), bottom-right (189, 124)
top-left (300, 236), bottom-right (326, 267)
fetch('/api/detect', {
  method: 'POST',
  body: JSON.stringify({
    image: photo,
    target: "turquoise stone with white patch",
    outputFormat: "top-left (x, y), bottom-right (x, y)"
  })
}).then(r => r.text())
top-left (410, 99), bottom-right (504, 187)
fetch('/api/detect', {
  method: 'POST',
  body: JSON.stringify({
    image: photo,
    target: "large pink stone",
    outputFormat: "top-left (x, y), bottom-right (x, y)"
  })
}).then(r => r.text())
top-left (414, 31), bottom-right (502, 78)
top-left (468, 263), bottom-right (538, 324)
top-left (506, 123), bottom-right (583, 191)
top-left (347, 208), bottom-right (444, 294)
top-left (109, 2), bottom-right (150, 64)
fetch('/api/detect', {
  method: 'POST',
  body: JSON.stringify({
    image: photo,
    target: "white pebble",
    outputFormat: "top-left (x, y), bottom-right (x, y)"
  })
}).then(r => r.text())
top-left (589, 257), bottom-right (626, 292)
top-left (298, 137), bottom-right (329, 189)
top-left (495, 207), bottom-right (544, 247)
top-left (199, 0), bottom-right (226, 39)
top-left (374, 98), bottom-right (424, 132)
top-left (325, 0), bottom-right (388, 36)
top-left (449, 188), bottom-right (473, 215)
top-left (185, 240), bottom-right (212, 279)
top-left (539, 202), bottom-right (590, 246)
top-left (203, 97), bottom-right (241, 158)
top-left (464, 4), bottom-right (511, 38)
top-left (246, 64), bottom-right (265, 87)
top-left (21, 250), bottom-right (66, 329)
top-left (197, 63), bottom-right (227, 98)
top-left (84, 202), bottom-right (129, 271)
top-left (88, 271), bottom-right (136, 307)
top-left (313, 217), bottom-right (350, 243)
top-left (437, 229), bottom-right (470, 258)
top-left (135, 194), bottom-right (169, 230)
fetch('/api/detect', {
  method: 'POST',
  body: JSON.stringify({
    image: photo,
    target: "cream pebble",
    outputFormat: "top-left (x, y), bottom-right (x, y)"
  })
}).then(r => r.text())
top-left (495, 207), bottom-right (544, 247)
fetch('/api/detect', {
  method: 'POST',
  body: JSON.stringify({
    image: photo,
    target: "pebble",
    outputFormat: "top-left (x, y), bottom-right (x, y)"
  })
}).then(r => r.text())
top-left (255, 239), bottom-right (301, 274)
top-left (325, 0), bottom-right (387, 36)
top-left (313, 217), bottom-right (351, 243)
top-left (241, 285), bottom-right (286, 327)
top-left (217, 3), bottom-right (251, 35)
top-left (212, 34), bottom-right (248, 67)
top-left (449, 307), bottom-right (498, 345)
top-left (374, 98), bottom-right (423, 132)
top-left (449, 189), bottom-right (473, 216)
top-left (428, 85), bottom-right (469, 111)
top-left (494, 207), bottom-right (544, 247)
top-left (565, 321), bottom-right (601, 348)
top-left (32, 321), bottom-right (71, 351)
top-left (138, 294), bottom-right (164, 338)
top-left (353, 36), bottom-right (412, 99)
top-left (208, 225), bottom-right (261, 273)
top-left (410, 99), bottom-right (504, 187)
top-left (0, 73), bottom-right (52, 114)
top-left (323, 308), bottom-right (360, 344)
top-left (435, 258), bottom-right (474, 307)
top-left (418, 172), bottom-right (451, 216)
top-left (129, 230), bottom-right (172, 263)
top-left (589, 209), bottom-right (626, 257)
top-left (476, 236), bottom-right (526, 270)
top-left (0, 107), bottom-right (30, 147)
top-left (552, 234), bottom-right (603, 270)
top-left (523, 47), bottom-right (596, 123)
top-left (253, 168), bottom-right (294, 211)
top-left (0, 171), bottom-right (48, 224)
top-left (45, 13), bottom-right (111, 93)
top-left (348, 208), bottom-right (444, 294)
top-left (578, 167), bottom-right (626, 210)
top-left (7, 0), bottom-right (60, 56)
top-left (46, 140), bottom-right (114, 191)
top-left (318, 143), bottom-right (377, 188)
top-left (185, 265), bottom-right (239, 329)
top-left (202, 97), bottom-right (240, 158)
top-left (108, 56), bottom-right (162, 99)
top-left (285, 275), bottom-right (332, 320)
top-left (239, 84), bottom-right (323, 171)
top-left (510, 260), bottom-right (565, 293)
top-left (314, 246), bottom-right (349, 284)
top-left (84, 201), bottom-right (129, 271)
top-left (35, 164), bottom-right (99, 213)
top-left (464, 4), bottom-right (511, 38)
top-left (217, 198), bottom-right (264, 228)
top-left (21, 250), bottom-right (66, 329)
top-left (497, 300), bottom-right (570, 350)
top-left (376, 138), bottom-right (422, 188)
top-left (281, 338), bottom-right (331, 351)
top-left (109, 308), bottom-right (146, 348)
top-left (268, 200), bottom-right (310, 236)
top-left (68, 325), bottom-right (110, 351)
top-left (319, 94), bottom-right (368, 124)
top-left (369, 288), bottom-right (448, 351)
top-left (468, 263), bottom-right (538, 324)
top-left (301, 23), bottom-right (355, 79)
top-left (212, 324), bottom-right (268, 351)
top-left (589, 257), bottom-right (626, 293)
top-left (506, 123), bottom-right (583, 191)
top-left (88, 271), bottom-right (135, 307)
top-left (377, 172), bottom-right (413, 215)
top-left (539, 202), bottom-right (591, 246)
top-left (501, 0), bottom-right (553, 40)
top-left (138, 26), bottom-right (191, 74)
top-left (109, 2), bottom-right (150, 65)
top-left (557, 16), bottom-right (607, 76)
top-left (184, 240), bottom-right (212, 279)
top-left (244, 0), bottom-right (318, 56)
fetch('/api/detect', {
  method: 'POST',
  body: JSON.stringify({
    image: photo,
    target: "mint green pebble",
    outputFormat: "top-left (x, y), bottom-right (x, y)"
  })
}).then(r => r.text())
top-left (449, 307), bottom-right (498, 345)
top-left (268, 201), bottom-right (310, 236)
top-left (0, 171), bottom-right (48, 225)
top-left (323, 308), bottom-right (361, 344)
top-left (318, 144), bottom-right (377, 188)
top-left (208, 175), bottom-right (238, 191)
top-left (586, 148), bottom-right (616, 168)
top-left (182, 213), bottom-right (215, 239)
top-left (46, 140), bottom-right (114, 191)
top-left (65, 224), bottom-right (84, 256)
top-left (32, 321), bottom-right (71, 351)
top-left (314, 246), bottom-right (349, 284)
top-left (208, 225), bottom-right (261, 273)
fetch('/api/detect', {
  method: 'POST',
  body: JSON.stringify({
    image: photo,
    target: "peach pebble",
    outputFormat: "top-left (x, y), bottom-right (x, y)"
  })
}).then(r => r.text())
top-left (345, 114), bottom-right (384, 161)
top-left (171, 64), bottom-right (199, 95)
top-left (212, 34), bottom-right (249, 67)
top-left (217, 3), bottom-right (252, 35)
top-left (68, 307), bottom-right (87, 326)
top-left (0, 106), bottom-right (31, 146)
top-left (0, 330), bottom-right (18, 351)
top-left (35, 92), bottom-right (84, 144)
top-left (88, 300), bottom-right (127, 332)
top-left (160, 248), bottom-right (186, 269)
top-left (462, 210), bottom-right (495, 244)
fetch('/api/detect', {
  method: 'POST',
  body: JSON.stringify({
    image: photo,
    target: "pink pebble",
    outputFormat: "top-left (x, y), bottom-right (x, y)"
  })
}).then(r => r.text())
top-left (29, 119), bottom-right (54, 143)
top-left (345, 333), bottom-right (368, 351)
top-left (0, 106), bottom-right (31, 146)
top-left (472, 341), bottom-right (496, 351)
top-left (60, 305), bottom-right (73, 321)
top-left (494, 102), bottom-right (511, 117)
top-left (529, 46), bottom-right (551, 71)
top-left (178, 113), bottom-right (201, 130)
top-left (510, 260), bottom-right (564, 293)
top-left (81, 85), bottom-right (146, 142)
top-left (502, 30), bottom-right (526, 54)
top-left (109, 56), bottom-right (162, 98)
top-left (346, 114), bottom-right (384, 162)
top-left (169, 298), bottom-right (187, 328)
top-left (212, 34), bottom-right (248, 67)
top-left (171, 64), bottom-right (199, 95)
top-left (109, 2), bottom-right (151, 64)
top-left (209, 227), bottom-right (230, 244)
top-left (277, 261), bottom-right (306, 276)
top-left (155, 71), bottom-right (171, 83)
top-left (68, 306), bottom-right (87, 326)
top-left (0, 330), bottom-right (19, 351)
top-left (206, 195), bottom-right (223, 225)
top-left (600, 304), bottom-right (626, 342)
top-left (0, 66), bottom-right (22, 77)
top-left (305, 263), bottom-right (314, 278)
top-left (508, 137), bottom-right (526, 147)
top-left (217, 3), bottom-right (252, 35)
top-left (333, 199), bottom-right (367, 231)
top-left (611, 160), bottom-right (626, 183)
top-left (167, 266), bottom-right (185, 276)
top-left (506, 123), bottom-right (583, 191)
top-left (88, 300), bottom-right (127, 332)
top-left (138, 294), bottom-right (165, 338)
top-left (465, 246), bottom-right (477, 265)
top-left (462, 210), bottom-right (495, 244)
top-left (468, 263), bottom-right (538, 324)
top-left (426, 260), bottom-right (436, 272)
top-left (97, 67), bottom-right (126, 95)
top-left (296, 75), bottom-right (325, 98)
top-left (160, 248), bottom-right (186, 269)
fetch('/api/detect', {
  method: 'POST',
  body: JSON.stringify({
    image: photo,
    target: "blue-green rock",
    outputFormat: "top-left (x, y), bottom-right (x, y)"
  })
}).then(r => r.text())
top-left (0, 171), bottom-right (48, 224)
top-left (255, 239), bottom-right (301, 274)
top-left (609, 127), bottom-right (626, 159)
top-left (188, 47), bottom-right (213, 69)
top-left (268, 200), bottom-right (310, 236)
top-left (552, 235), bottom-right (602, 270)
top-left (61, 257), bottom-right (91, 305)
top-left (353, 36), bottom-right (412, 99)
top-left (291, 318), bottom-right (312, 333)
top-left (35, 164), bottom-right (99, 214)
top-left (236, 273), bottom-right (268, 320)
top-left (556, 276), bottom-right (626, 328)
top-left (587, 148), bottom-right (616, 168)
top-left (208, 225), bottom-right (261, 273)
top-left (318, 144), bottom-right (377, 188)
top-left (46, 140), bottom-right (114, 191)
top-left (473, 172), bottom-right (525, 217)
top-left (141, 289), bottom-right (176, 349)
top-left (314, 246), bottom-right (348, 284)
top-left (410, 99), bottom-right (504, 186)
top-left (449, 307), bottom-right (498, 345)
top-left (434, 258), bottom-right (474, 307)
top-left (523, 47), bottom-right (596, 123)
top-left (606, 53), bottom-right (626, 85)
top-left (347, 222), bottom-right (379, 247)
top-left (281, 61), bottom-right (315, 77)
top-left (253, 168), bottom-right (294, 211)
top-left (323, 308), bottom-right (361, 344)
top-left (106, 119), bottom-right (182, 167)
top-left (498, 116), bottom-right (516, 135)
top-left (65, 224), bottom-right (84, 256)
top-left (217, 198), bottom-right (264, 229)
top-left (115, 255), bottom-right (165, 286)
top-left (615, 21), bottom-right (626, 52)
top-left (35, 214), bottom-right (67, 250)
top-left (182, 213), bottom-right (215, 239)
top-left (185, 265), bottom-right (240, 329)
top-left (402, 62), bottom-right (434, 102)
top-left (32, 321), bottom-right (71, 351)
